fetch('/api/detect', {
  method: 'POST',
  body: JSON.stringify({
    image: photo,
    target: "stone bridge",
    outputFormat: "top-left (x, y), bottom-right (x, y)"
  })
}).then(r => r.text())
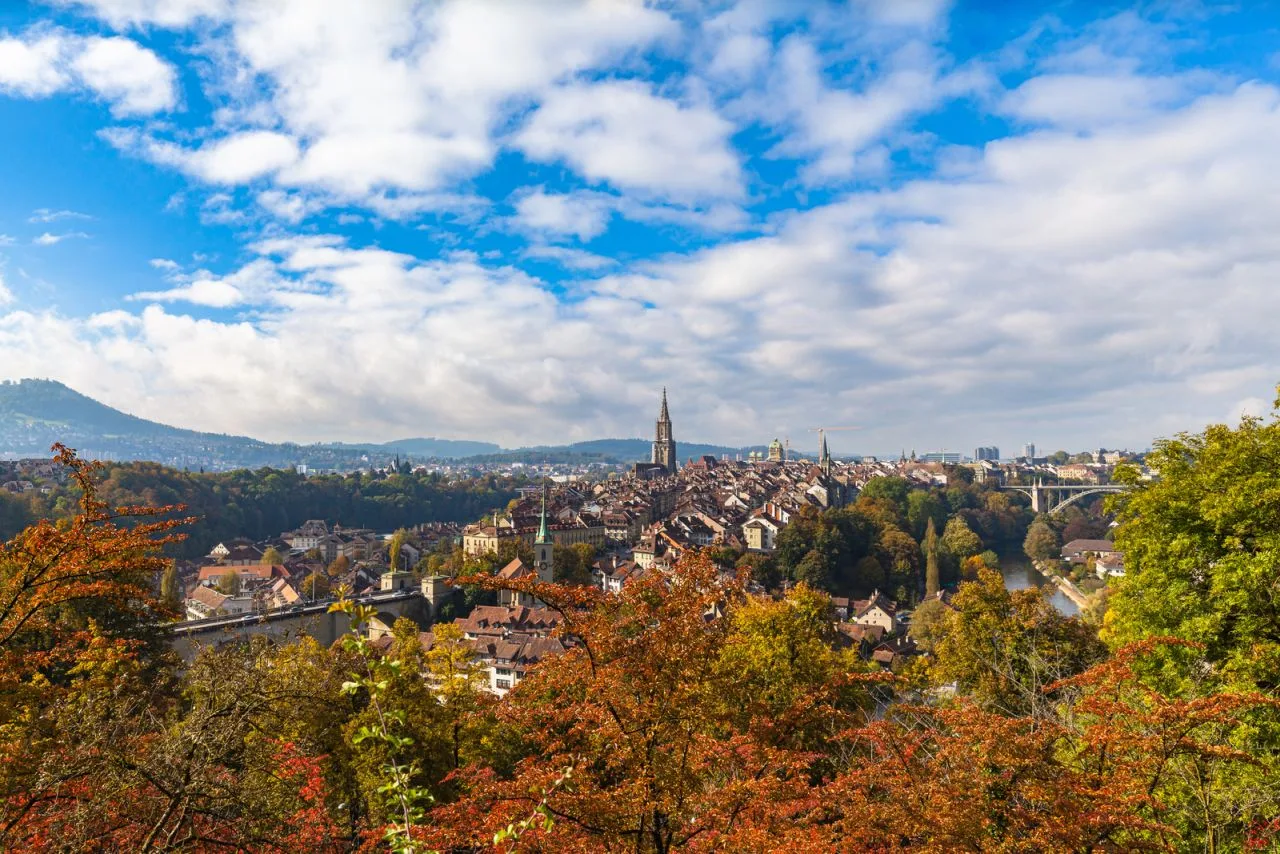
top-left (168, 576), bottom-right (451, 661)
top-left (1000, 479), bottom-right (1129, 514)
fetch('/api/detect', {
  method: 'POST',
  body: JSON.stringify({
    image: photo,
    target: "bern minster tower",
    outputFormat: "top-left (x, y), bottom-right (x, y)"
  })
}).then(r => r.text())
top-left (652, 388), bottom-right (677, 475)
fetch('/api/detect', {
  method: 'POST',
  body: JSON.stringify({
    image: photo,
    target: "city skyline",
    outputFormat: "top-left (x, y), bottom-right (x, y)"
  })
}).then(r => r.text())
top-left (1, 2), bottom-right (1278, 452)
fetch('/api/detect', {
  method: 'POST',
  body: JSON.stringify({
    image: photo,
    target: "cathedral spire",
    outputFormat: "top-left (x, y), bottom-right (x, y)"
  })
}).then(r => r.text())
top-left (819, 429), bottom-right (832, 476)
top-left (652, 388), bottom-right (677, 475)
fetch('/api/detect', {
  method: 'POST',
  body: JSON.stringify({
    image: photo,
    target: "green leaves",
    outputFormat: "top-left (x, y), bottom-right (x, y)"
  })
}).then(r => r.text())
top-left (1106, 398), bottom-right (1280, 691)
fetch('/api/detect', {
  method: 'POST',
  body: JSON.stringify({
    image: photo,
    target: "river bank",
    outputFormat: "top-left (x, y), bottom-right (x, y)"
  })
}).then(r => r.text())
top-left (1000, 553), bottom-right (1079, 616)
top-left (1049, 571), bottom-right (1090, 612)
top-left (1041, 566), bottom-right (1092, 611)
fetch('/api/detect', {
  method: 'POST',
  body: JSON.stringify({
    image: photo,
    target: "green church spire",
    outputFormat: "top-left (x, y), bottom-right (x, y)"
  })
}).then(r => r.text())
top-left (537, 487), bottom-right (550, 544)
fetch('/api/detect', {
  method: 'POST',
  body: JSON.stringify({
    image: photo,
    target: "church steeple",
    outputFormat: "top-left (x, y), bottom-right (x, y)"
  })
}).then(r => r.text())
top-left (536, 489), bottom-right (550, 544)
top-left (819, 429), bottom-right (832, 477)
top-left (652, 388), bottom-right (676, 475)
top-left (534, 486), bottom-right (553, 583)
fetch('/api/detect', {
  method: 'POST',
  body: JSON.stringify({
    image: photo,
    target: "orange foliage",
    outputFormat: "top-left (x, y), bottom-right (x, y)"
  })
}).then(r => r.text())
top-left (433, 555), bottom-right (845, 852)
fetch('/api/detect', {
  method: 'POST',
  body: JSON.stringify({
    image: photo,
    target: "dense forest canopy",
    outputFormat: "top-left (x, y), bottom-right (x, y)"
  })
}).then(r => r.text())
top-left (0, 462), bottom-right (523, 557)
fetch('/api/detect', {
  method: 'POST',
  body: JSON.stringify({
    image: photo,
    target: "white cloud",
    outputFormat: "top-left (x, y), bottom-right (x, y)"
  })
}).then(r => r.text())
top-left (517, 80), bottom-right (742, 202)
top-left (4, 2), bottom-right (1280, 452)
top-left (758, 35), bottom-right (968, 182)
top-left (71, 35), bottom-right (177, 115)
top-left (1000, 64), bottom-right (1228, 129)
top-left (0, 29), bottom-right (175, 115)
top-left (1232, 397), bottom-right (1267, 422)
top-left (32, 231), bottom-right (90, 245)
top-left (0, 272), bottom-right (12, 306)
top-left (130, 257), bottom-right (289, 307)
top-left (190, 131), bottom-right (300, 183)
top-left (50, 0), bottom-right (230, 28)
top-left (106, 129), bottom-right (300, 184)
top-left (29, 208), bottom-right (93, 223)
top-left (0, 34), bottom-right (70, 96)
top-left (187, 0), bottom-right (676, 202)
top-left (513, 189), bottom-right (612, 241)
top-left (255, 189), bottom-right (322, 224)
top-left (522, 244), bottom-right (616, 271)
top-left (8, 81), bottom-right (1280, 449)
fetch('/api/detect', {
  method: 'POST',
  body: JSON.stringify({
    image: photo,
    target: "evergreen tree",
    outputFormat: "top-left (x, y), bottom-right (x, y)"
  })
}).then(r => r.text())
top-left (924, 517), bottom-right (941, 596)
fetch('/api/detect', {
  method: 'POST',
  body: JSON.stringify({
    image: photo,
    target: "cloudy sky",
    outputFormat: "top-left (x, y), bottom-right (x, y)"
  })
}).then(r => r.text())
top-left (0, 0), bottom-right (1277, 455)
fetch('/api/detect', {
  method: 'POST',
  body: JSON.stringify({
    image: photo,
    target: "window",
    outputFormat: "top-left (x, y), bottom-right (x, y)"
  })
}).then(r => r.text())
top-left (496, 679), bottom-right (511, 690)
top-left (496, 667), bottom-right (511, 676)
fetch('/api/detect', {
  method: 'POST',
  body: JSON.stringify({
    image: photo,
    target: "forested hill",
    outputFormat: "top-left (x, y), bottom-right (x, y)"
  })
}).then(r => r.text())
top-left (0, 379), bottom-right (776, 469)
top-left (461, 438), bottom-right (774, 464)
top-left (0, 462), bottom-right (524, 558)
top-left (0, 379), bottom-right (501, 468)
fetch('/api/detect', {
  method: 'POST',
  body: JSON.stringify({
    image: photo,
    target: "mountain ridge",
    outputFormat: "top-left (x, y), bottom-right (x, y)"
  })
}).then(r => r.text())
top-left (0, 379), bottom-right (775, 470)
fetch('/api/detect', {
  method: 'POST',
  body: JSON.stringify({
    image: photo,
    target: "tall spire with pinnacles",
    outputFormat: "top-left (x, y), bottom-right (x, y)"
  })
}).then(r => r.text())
top-left (652, 388), bottom-right (677, 475)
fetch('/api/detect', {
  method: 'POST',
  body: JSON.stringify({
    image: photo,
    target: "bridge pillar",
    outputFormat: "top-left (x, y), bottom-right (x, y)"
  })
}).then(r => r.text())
top-left (1030, 480), bottom-right (1042, 514)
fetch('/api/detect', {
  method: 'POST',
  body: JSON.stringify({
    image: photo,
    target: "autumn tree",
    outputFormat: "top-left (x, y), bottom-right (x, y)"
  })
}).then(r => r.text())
top-left (262, 545), bottom-right (284, 565)
top-left (552, 544), bottom-right (592, 586)
top-left (387, 528), bottom-right (408, 571)
top-left (301, 571), bottom-right (329, 600)
top-left (327, 554), bottom-right (350, 577)
top-left (858, 475), bottom-right (911, 512)
top-left (906, 489), bottom-right (946, 540)
top-left (0, 449), bottom-right (349, 851)
top-left (217, 569), bottom-right (242, 595)
top-left (801, 639), bottom-right (1279, 852)
top-left (1024, 518), bottom-right (1060, 562)
top-left (421, 621), bottom-right (497, 784)
top-left (159, 560), bottom-right (182, 610)
top-left (928, 568), bottom-right (1107, 718)
top-left (1105, 395), bottom-right (1280, 691)
top-left (942, 514), bottom-right (983, 561)
top-left (429, 555), bottom-right (863, 851)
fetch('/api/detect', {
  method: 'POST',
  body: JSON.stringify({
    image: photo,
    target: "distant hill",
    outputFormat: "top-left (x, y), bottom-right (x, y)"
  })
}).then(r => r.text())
top-left (488, 438), bottom-right (768, 465)
top-left (331, 437), bottom-right (503, 458)
top-left (0, 379), bottom-right (473, 470)
top-left (0, 379), bottom-right (773, 471)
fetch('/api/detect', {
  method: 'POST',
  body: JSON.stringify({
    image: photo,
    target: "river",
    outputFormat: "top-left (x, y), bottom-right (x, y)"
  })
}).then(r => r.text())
top-left (1000, 553), bottom-right (1080, 617)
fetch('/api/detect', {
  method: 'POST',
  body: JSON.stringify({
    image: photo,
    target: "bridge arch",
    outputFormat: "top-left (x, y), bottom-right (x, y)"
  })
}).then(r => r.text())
top-left (1046, 488), bottom-right (1123, 515)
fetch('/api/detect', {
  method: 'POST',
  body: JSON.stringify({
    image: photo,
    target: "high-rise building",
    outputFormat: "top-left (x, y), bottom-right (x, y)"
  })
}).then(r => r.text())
top-left (1022, 442), bottom-right (1037, 461)
top-left (652, 388), bottom-right (677, 475)
top-left (974, 446), bottom-right (1000, 461)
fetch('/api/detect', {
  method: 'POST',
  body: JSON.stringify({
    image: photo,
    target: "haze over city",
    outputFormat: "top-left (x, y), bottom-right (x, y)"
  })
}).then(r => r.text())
top-left (2, 0), bottom-right (1278, 454)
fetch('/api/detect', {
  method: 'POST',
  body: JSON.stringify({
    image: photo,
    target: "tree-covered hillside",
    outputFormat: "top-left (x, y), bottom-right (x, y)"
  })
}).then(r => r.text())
top-left (0, 461), bottom-right (523, 557)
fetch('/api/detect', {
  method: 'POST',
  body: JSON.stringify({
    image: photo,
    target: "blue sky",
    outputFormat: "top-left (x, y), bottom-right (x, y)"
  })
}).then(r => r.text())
top-left (1, 0), bottom-right (1279, 455)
